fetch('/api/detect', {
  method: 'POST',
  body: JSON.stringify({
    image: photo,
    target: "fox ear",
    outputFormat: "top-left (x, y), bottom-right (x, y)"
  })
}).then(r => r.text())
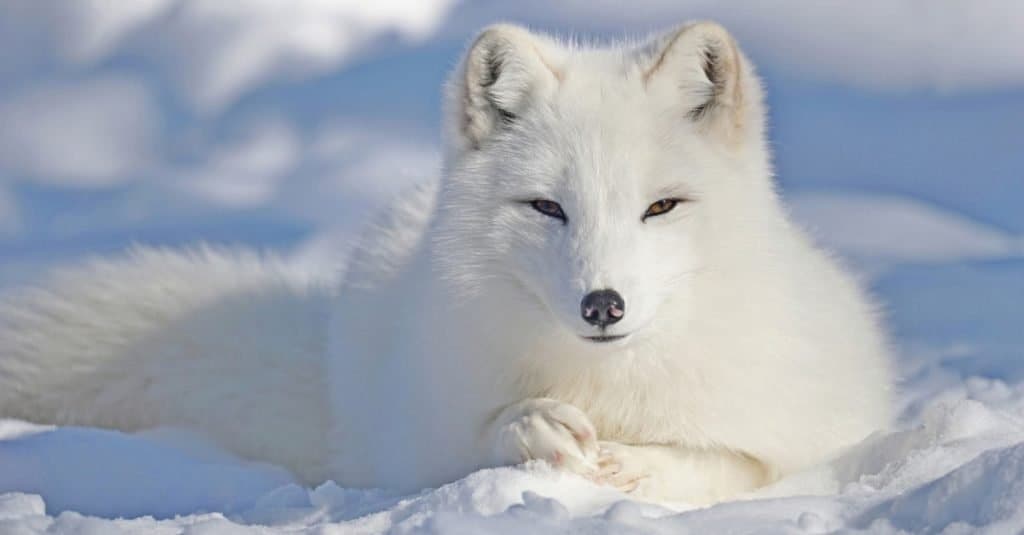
top-left (641, 22), bottom-right (750, 143)
top-left (449, 24), bottom-right (559, 151)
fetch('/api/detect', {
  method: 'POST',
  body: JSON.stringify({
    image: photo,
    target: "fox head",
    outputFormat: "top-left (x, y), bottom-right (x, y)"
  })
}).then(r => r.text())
top-left (434, 22), bottom-right (775, 348)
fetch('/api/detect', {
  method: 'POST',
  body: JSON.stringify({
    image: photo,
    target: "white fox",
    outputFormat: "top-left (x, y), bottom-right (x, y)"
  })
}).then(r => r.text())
top-left (0, 22), bottom-right (891, 505)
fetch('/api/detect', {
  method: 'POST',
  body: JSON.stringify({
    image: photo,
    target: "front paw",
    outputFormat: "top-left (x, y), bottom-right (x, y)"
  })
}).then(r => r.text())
top-left (593, 441), bottom-right (651, 493)
top-left (490, 398), bottom-right (599, 475)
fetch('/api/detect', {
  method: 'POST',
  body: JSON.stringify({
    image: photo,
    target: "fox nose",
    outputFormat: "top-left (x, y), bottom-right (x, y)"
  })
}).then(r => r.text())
top-left (580, 289), bottom-right (625, 327)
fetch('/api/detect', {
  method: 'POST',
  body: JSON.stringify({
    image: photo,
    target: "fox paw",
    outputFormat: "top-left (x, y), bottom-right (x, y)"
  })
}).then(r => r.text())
top-left (591, 441), bottom-right (651, 493)
top-left (490, 398), bottom-right (599, 475)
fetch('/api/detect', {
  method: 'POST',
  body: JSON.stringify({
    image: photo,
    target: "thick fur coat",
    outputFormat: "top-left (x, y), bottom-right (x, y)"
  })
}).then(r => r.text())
top-left (0, 22), bottom-right (891, 505)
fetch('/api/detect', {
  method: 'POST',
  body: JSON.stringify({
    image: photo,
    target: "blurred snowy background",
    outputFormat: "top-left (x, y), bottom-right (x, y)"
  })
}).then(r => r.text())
top-left (2, 0), bottom-right (1022, 372)
top-left (1, 1), bottom-right (1024, 532)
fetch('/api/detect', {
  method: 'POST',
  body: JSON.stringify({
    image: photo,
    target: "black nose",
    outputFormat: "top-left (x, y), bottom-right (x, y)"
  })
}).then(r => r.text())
top-left (580, 289), bottom-right (625, 327)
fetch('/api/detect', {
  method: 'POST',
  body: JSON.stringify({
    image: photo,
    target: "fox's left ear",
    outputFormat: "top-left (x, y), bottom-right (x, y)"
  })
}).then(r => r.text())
top-left (446, 24), bottom-right (560, 153)
top-left (640, 22), bottom-right (758, 145)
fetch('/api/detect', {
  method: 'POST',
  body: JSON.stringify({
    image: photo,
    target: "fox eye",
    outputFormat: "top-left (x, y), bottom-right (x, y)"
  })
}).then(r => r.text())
top-left (642, 198), bottom-right (684, 221)
top-left (529, 199), bottom-right (567, 222)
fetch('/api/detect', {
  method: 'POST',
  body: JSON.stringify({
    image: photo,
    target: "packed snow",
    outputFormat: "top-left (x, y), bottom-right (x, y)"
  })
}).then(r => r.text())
top-left (2, 384), bottom-right (1024, 533)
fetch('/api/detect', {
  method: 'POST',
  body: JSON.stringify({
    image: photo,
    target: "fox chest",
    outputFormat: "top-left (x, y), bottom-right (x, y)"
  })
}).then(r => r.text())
top-left (533, 362), bottom-right (720, 447)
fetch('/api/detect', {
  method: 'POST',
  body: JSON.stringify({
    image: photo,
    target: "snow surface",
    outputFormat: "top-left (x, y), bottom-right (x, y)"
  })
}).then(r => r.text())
top-left (2, 389), bottom-right (1024, 533)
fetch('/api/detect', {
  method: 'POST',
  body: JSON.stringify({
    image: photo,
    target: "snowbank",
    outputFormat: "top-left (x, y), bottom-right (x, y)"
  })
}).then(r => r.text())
top-left (2, 366), bottom-right (1023, 533)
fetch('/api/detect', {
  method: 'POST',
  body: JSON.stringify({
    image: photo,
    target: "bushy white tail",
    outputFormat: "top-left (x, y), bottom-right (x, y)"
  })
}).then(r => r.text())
top-left (0, 247), bottom-right (333, 482)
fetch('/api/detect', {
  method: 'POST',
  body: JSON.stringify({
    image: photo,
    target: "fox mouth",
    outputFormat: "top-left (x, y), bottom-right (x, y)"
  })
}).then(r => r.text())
top-left (582, 334), bottom-right (629, 343)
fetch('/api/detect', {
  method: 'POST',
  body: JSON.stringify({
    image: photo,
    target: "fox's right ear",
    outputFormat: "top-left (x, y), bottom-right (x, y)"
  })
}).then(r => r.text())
top-left (447, 25), bottom-right (560, 152)
top-left (639, 22), bottom-right (758, 146)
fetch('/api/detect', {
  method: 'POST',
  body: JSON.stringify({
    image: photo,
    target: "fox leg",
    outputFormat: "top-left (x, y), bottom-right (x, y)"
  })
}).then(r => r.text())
top-left (594, 441), bottom-right (770, 504)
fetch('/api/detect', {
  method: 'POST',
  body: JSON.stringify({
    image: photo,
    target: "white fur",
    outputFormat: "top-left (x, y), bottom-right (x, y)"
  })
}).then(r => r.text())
top-left (0, 247), bottom-right (333, 482)
top-left (0, 22), bottom-right (891, 505)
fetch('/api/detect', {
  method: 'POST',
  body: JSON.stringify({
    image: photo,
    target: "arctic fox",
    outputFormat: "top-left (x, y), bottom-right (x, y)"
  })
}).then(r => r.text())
top-left (0, 22), bottom-right (891, 505)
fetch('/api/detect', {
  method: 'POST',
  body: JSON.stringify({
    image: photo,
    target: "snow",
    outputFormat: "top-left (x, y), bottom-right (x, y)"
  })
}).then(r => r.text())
top-left (2, 394), bottom-right (1024, 533)
top-left (789, 192), bottom-right (1024, 265)
top-left (14, 0), bottom-right (460, 113)
top-left (0, 425), bottom-right (293, 520)
top-left (0, 77), bottom-right (159, 187)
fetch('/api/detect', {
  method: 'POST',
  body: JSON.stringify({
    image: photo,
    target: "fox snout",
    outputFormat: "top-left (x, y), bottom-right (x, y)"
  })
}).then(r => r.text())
top-left (580, 289), bottom-right (625, 328)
